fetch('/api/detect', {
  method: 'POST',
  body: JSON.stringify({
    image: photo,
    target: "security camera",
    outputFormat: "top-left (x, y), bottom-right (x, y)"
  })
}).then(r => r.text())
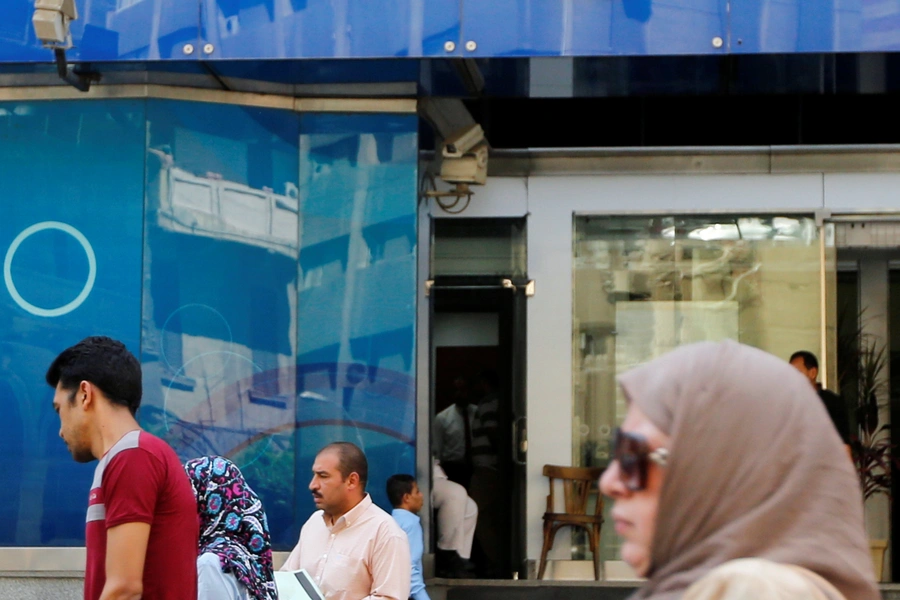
top-left (32, 0), bottom-right (78, 49)
top-left (440, 142), bottom-right (488, 185)
top-left (439, 124), bottom-right (488, 185)
top-left (442, 124), bottom-right (485, 158)
top-left (31, 0), bottom-right (96, 92)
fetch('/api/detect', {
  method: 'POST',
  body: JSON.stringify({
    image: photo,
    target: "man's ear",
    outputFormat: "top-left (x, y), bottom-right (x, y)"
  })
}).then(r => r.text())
top-left (79, 380), bottom-right (95, 409)
top-left (347, 472), bottom-right (360, 489)
top-left (809, 366), bottom-right (819, 382)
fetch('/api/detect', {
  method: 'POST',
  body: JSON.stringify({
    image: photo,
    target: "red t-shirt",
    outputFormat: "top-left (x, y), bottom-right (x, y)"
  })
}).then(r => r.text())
top-left (85, 430), bottom-right (198, 600)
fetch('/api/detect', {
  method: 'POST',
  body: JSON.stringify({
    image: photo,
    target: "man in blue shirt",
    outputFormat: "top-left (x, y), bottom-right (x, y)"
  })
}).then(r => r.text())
top-left (387, 475), bottom-right (430, 600)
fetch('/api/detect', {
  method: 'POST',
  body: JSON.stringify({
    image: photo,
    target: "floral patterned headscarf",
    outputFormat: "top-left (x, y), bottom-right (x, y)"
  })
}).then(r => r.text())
top-left (184, 456), bottom-right (277, 600)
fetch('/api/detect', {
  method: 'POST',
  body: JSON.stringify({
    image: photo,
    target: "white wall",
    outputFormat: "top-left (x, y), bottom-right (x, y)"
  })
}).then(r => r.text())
top-left (428, 168), bottom-right (900, 564)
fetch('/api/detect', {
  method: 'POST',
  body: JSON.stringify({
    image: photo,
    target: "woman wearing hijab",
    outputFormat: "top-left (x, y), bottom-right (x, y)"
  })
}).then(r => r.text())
top-left (185, 455), bottom-right (278, 600)
top-left (600, 340), bottom-right (879, 600)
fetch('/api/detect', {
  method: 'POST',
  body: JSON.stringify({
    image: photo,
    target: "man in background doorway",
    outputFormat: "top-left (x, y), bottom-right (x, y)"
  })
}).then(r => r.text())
top-left (432, 459), bottom-right (477, 578)
top-left (790, 350), bottom-right (851, 444)
top-left (433, 375), bottom-right (476, 488)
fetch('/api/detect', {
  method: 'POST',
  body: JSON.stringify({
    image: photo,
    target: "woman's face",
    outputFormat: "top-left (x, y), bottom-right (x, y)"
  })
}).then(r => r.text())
top-left (600, 404), bottom-right (670, 577)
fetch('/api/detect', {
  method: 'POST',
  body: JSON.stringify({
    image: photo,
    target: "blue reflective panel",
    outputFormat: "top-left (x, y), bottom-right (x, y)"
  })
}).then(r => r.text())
top-left (296, 113), bottom-right (418, 519)
top-left (730, 0), bottom-right (876, 53)
top-left (6, 0), bottom-right (900, 60)
top-left (0, 0), bottom-right (203, 61)
top-left (461, 0), bottom-right (728, 57)
top-left (140, 99), bottom-right (301, 548)
top-left (0, 99), bottom-right (145, 545)
top-left (202, 0), bottom-right (460, 59)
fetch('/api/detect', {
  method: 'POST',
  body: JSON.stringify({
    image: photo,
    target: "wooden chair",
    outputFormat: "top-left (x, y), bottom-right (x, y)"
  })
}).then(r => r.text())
top-left (537, 464), bottom-right (605, 581)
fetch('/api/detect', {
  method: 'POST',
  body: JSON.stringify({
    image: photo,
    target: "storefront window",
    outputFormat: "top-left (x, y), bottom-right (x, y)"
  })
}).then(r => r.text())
top-left (0, 98), bottom-right (417, 549)
top-left (572, 214), bottom-right (823, 563)
top-left (0, 99), bottom-right (146, 546)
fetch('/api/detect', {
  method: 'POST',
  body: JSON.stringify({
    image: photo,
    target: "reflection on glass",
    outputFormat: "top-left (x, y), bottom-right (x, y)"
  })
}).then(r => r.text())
top-left (140, 105), bottom-right (418, 549)
top-left (0, 99), bottom-right (417, 550)
top-left (0, 99), bottom-right (146, 545)
top-left (140, 100), bottom-right (304, 547)
top-left (296, 114), bottom-right (418, 526)
top-left (572, 214), bottom-right (821, 561)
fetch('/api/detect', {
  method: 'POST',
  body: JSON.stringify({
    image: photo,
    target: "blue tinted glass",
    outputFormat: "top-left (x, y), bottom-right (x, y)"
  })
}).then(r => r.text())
top-left (0, 99), bottom-right (145, 545)
top-left (0, 97), bottom-right (417, 550)
top-left (0, 0), bottom-right (202, 61)
top-left (140, 99), bottom-right (301, 548)
top-left (200, 0), bottom-right (460, 59)
top-left (296, 113), bottom-right (418, 523)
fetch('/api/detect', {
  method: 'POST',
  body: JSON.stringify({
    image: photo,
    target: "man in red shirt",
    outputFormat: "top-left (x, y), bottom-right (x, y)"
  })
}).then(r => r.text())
top-left (46, 336), bottom-right (198, 600)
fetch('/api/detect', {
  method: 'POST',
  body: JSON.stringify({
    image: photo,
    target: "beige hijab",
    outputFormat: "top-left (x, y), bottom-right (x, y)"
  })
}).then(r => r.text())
top-left (619, 340), bottom-right (878, 600)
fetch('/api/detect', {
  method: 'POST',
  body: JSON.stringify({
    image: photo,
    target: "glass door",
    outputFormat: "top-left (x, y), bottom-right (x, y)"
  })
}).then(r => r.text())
top-left (429, 217), bottom-right (528, 579)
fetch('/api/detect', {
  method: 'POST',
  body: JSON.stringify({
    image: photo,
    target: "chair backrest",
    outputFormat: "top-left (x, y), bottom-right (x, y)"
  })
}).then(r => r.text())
top-left (543, 464), bottom-right (605, 516)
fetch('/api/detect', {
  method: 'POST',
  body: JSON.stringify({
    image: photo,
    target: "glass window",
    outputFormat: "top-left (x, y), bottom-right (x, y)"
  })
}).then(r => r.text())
top-left (572, 214), bottom-right (823, 562)
top-left (295, 114), bottom-right (418, 534)
top-left (140, 99), bottom-right (302, 548)
top-left (0, 99), bottom-right (146, 545)
top-left (0, 99), bottom-right (417, 549)
top-left (141, 106), bottom-right (418, 548)
top-left (432, 217), bottom-right (527, 277)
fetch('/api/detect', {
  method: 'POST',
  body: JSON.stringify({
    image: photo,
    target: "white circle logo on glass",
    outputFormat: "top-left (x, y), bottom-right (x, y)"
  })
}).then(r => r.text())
top-left (3, 221), bottom-right (97, 317)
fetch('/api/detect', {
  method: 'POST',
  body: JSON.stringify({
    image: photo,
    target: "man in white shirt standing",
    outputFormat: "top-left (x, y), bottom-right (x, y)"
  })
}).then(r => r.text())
top-left (432, 375), bottom-right (476, 488)
top-left (282, 442), bottom-right (411, 600)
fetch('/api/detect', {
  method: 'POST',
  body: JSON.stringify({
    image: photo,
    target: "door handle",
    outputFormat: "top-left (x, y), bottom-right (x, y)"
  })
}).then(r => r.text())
top-left (512, 416), bottom-right (527, 465)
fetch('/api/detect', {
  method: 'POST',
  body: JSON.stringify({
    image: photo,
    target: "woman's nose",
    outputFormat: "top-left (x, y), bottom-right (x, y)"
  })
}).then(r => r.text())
top-left (600, 460), bottom-right (627, 498)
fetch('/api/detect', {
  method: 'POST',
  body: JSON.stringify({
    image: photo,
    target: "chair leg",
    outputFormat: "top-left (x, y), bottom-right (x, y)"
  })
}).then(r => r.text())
top-left (537, 520), bottom-right (556, 580)
top-left (589, 524), bottom-right (602, 581)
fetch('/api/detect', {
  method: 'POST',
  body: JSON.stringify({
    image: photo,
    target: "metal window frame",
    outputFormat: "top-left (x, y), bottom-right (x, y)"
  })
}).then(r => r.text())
top-left (488, 145), bottom-right (900, 176)
top-left (0, 84), bottom-right (417, 113)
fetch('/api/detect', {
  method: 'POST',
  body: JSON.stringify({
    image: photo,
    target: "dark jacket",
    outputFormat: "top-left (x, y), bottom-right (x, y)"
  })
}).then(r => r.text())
top-left (818, 388), bottom-right (850, 444)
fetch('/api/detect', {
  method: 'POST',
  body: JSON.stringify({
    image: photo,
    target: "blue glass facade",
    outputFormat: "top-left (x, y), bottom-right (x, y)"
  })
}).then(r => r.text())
top-left (0, 98), bottom-right (418, 548)
top-left (4, 0), bottom-right (900, 61)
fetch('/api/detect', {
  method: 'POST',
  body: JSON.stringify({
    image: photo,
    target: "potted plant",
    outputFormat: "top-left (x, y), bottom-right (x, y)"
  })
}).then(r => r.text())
top-left (851, 338), bottom-right (892, 500)
top-left (840, 322), bottom-right (893, 581)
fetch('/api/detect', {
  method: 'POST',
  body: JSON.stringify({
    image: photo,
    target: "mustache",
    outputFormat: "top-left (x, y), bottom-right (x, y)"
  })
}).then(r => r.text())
top-left (311, 492), bottom-right (323, 498)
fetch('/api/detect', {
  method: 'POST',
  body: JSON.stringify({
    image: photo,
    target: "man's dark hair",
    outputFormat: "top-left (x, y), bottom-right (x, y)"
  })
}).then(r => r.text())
top-left (321, 442), bottom-right (368, 490)
top-left (386, 474), bottom-right (416, 508)
top-left (45, 336), bottom-right (142, 416)
top-left (790, 350), bottom-right (819, 371)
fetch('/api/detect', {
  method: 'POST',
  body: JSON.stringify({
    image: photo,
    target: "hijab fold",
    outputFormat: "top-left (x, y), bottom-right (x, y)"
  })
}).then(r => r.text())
top-left (618, 340), bottom-right (878, 600)
top-left (185, 456), bottom-right (278, 600)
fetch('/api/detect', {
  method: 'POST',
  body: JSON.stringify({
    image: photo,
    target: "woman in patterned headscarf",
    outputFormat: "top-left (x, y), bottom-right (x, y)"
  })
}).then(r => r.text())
top-left (185, 456), bottom-right (278, 600)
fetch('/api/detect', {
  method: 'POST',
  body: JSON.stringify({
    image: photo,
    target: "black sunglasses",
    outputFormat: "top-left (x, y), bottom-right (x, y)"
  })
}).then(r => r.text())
top-left (612, 427), bottom-right (669, 492)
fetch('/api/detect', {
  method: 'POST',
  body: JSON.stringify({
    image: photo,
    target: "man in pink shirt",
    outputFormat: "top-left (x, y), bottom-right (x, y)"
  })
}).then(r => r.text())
top-left (46, 336), bottom-right (198, 600)
top-left (282, 442), bottom-right (410, 600)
